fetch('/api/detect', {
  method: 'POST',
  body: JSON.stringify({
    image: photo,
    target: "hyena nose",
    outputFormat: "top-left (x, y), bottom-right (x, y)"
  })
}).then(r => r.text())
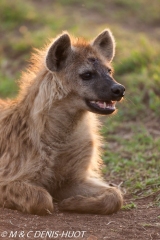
top-left (111, 84), bottom-right (125, 99)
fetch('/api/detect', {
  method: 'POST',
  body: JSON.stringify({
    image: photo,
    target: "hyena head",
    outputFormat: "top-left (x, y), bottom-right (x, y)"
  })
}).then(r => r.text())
top-left (45, 29), bottom-right (125, 115)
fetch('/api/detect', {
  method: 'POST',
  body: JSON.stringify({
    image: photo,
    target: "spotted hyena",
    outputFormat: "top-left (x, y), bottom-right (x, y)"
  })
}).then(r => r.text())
top-left (0, 29), bottom-right (125, 215)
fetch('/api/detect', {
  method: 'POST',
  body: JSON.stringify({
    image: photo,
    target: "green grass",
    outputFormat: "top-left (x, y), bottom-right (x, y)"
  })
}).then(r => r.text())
top-left (101, 120), bottom-right (160, 199)
top-left (57, 0), bottom-right (160, 26)
top-left (0, 73), bottom-right (18, 98)
top-left (0, 0), bottom-right (159, 206)
top-left (122, 202), bottom-right (137, 210)
top-left (0, 0), bottom-right (38, 30)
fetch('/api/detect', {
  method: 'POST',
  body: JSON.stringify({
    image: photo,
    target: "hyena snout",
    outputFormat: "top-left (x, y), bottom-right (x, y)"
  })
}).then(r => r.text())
top-left (111, 84), bottom-right (125, 101)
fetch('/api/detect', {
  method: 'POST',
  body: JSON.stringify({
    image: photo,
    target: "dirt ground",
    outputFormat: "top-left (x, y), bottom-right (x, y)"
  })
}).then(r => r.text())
top-left (0, 195), bottom-right (159, 240)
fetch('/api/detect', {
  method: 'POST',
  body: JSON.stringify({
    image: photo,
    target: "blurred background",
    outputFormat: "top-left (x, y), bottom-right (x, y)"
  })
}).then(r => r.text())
top-left (0, 0), bottom-right (160, 201)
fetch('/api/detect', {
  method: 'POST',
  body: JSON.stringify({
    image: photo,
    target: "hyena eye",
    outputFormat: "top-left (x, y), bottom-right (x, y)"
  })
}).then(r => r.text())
top-left (108, 68), bottom-right (112, 74)
top-left (80, 72), bottom-right (93, 81)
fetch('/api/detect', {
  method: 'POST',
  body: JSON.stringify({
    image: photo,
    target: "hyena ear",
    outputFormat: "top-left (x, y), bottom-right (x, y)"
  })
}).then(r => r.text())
top-left (92, 29), bottom-right (115, 62)
top-left (45, 33), bottom-right (71, 71)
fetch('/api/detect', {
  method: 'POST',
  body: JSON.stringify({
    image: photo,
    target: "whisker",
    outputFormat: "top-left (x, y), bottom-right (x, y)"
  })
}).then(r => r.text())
top-left (123, 97), bottom-right (136, 107)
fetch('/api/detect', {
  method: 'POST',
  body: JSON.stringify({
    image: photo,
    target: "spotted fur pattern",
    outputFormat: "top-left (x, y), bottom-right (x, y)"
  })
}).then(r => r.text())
top-left (0, 30), bottom-right (123, 215)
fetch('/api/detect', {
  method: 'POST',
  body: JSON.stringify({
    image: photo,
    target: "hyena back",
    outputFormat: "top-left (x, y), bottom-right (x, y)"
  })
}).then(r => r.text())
top-left (0, 29), bottom-right (125, 215)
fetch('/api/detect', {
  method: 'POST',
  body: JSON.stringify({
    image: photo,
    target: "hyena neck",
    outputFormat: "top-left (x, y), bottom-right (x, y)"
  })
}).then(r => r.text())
top-left (42, 93), bottom-right (87, 144)
top-left (18, 70), bottom-right (86, 141)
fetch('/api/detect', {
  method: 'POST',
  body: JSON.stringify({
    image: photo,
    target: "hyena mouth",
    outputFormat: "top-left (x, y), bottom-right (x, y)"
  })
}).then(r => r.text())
top-left (86, 100), bottom-right (116, 115)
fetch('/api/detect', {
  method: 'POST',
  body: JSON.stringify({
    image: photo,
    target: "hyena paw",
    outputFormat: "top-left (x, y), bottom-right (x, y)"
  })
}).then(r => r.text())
top-left (59, 195), bottom-right (85, 211)
top-left (28, 189), bottom-right (54, 215)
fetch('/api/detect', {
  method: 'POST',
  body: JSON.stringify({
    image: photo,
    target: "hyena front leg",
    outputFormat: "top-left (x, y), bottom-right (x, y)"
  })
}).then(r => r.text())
top-left (0, 181), bottom-right (54, 215)
top-left (58, 178), bottom-right (123, 214)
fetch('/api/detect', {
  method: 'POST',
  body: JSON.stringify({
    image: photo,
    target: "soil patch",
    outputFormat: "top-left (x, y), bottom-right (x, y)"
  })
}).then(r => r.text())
top-left (0, 196), bottom-right (159, 240)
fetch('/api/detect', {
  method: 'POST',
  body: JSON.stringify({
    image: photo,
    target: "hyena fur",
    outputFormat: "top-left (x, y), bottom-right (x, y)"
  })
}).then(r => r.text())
top-left (0, 29), bottom-right (125, 215)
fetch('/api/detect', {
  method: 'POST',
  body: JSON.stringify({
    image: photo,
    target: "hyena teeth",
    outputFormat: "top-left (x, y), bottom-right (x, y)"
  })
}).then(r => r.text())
top-left (90, 101), bottom-right (116, 109)
top-left (90, 101), bottom-right (115, 109)
top-left (105, 102), bottom-right (116, 109)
